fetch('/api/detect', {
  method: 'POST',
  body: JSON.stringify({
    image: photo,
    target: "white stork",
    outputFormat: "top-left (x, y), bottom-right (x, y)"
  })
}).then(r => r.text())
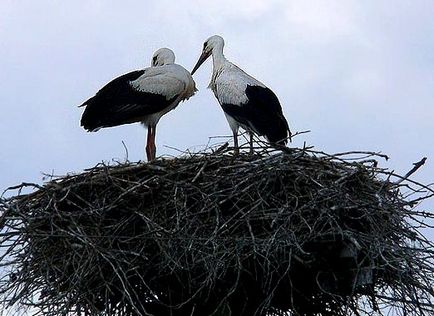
top-left (80, 48), bottom-right (196, 161)
top-left (191, 35), bottom-right (290, 154)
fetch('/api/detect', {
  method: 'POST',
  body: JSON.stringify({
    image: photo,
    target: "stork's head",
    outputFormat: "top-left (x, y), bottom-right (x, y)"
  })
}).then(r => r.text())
top-left (191, 35), bottom-right (225, 75)
top-left (151, 48), bottom-right (175, 66)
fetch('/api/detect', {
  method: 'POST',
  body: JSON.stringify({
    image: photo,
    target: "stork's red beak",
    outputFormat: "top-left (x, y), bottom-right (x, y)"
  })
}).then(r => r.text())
top-left (191, 50), bottom-right (211, 75)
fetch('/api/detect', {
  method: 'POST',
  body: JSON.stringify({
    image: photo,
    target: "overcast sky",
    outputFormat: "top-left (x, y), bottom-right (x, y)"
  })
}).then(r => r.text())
top-left (0, 1), bottom-right (433, 217)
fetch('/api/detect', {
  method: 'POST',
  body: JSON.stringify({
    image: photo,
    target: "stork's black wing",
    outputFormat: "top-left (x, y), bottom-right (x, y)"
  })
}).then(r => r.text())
top-left (80, 70), bottom-right (176, 131)
top-left (221, 85), bottom-right (290, 144)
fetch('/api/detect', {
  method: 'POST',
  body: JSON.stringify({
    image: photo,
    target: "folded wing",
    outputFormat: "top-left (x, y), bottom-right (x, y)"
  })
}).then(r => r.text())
top-left (80, 68), bottom-right (184, 131)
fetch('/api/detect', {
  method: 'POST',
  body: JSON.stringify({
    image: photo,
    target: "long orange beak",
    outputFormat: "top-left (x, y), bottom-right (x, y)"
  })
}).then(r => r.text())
top-left (191, 50), bottom-right (211, 75)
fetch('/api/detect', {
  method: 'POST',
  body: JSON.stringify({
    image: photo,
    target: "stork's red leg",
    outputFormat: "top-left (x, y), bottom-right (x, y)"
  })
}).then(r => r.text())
top-left (233, 131), bottom-right (239, 156)
top-left (145, 126), bottom-right (153, 162)
top-left (150, 126), bottom-right (157, 161)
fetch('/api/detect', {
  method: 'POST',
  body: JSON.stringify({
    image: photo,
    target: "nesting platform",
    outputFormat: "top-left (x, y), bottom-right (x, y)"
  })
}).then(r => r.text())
top-left (1, 146), bottom-right (433, 315)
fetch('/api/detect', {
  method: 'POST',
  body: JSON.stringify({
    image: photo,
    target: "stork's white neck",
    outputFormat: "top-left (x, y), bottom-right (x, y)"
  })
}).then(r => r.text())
top-left (211, 44), bottom-right (226, 71)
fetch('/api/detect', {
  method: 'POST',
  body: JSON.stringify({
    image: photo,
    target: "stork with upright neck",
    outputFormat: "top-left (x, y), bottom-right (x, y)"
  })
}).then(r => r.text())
top-left (192, 35), bottom-right (290, 154)
top-left (80, 48), bottom-right (196, 161)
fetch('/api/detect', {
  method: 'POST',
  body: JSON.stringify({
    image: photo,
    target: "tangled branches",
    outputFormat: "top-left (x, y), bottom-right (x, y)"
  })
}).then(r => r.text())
top-left (0, 146), bottom-right (433, 315)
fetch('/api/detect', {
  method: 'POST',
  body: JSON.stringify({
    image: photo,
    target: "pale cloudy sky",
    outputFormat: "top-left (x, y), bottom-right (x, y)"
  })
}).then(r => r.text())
top-left (0, 1), bottom-right (433, 215)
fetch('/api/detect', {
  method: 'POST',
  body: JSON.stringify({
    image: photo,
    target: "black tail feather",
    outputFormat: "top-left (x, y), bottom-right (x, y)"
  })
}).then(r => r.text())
top-left (265, 113), bottom-right (291, 145)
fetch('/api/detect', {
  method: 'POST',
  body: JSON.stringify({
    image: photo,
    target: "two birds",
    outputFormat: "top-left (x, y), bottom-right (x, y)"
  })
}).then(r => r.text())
top-left (80, 35), bottom-right (290, 161)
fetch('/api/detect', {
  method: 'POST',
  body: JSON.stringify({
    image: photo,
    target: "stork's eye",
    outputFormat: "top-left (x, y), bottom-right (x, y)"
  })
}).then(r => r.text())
top-left (203, 42), bottom-right (207, 50)
top-left (152, 56), bottom-right (158, 64)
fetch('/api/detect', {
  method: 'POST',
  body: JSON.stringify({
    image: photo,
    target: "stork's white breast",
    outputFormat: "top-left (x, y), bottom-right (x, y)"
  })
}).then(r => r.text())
top-left (130, 64), bottom-right (195, 101)
top-left (212, 63), bottom-right (266, 106)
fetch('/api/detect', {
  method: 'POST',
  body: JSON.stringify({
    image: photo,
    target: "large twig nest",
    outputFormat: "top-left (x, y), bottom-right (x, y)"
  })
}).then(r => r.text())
top-left (1, 145), bottom-right (433, 315)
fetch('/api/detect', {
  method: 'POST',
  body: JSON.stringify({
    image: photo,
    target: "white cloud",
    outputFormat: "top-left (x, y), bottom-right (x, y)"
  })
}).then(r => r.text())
top-left (284, 0), bottom-right (361, 40)
top-left (184, 0), bottom-right (282, 21)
